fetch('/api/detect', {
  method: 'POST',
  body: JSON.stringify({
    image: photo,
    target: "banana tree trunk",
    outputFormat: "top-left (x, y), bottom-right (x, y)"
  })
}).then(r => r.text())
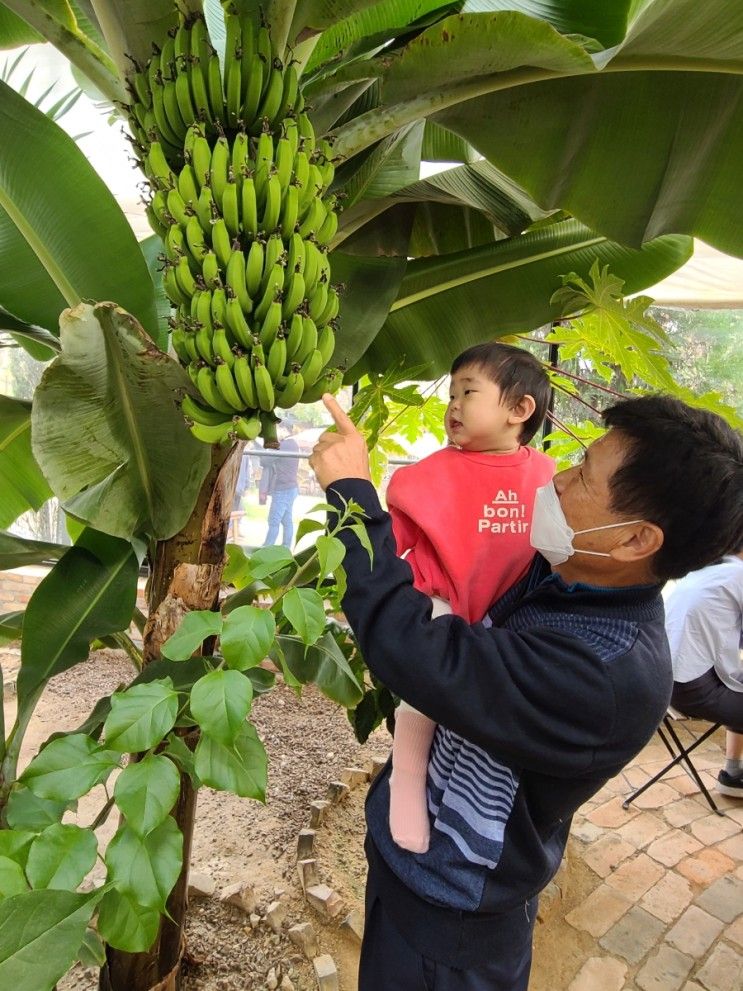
top-left (100, 441), bottom-right (243, 991)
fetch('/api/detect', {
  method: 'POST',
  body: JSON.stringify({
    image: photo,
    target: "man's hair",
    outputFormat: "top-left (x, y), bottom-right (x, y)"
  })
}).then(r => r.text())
top-left (603, 396), bottom-right (743, 581)
top-left (450, 342), bottom-right (551, 444)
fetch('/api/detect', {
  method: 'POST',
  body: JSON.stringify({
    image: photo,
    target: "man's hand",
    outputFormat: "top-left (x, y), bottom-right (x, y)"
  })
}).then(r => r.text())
top-left (309, 394), bottom-right (371, 490)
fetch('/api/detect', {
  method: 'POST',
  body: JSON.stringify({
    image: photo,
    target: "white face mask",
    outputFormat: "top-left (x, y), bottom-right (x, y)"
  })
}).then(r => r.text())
top-left (530, 482), bottom-right (643, 566)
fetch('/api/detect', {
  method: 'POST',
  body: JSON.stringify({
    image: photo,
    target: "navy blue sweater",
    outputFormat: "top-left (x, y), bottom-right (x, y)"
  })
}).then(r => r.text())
top-left (329, 479), bottom-right (672, 966)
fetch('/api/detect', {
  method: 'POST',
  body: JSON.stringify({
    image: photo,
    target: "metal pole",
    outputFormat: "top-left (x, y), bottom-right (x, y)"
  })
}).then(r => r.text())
top-left (542, 334), bottom-right (560, 452)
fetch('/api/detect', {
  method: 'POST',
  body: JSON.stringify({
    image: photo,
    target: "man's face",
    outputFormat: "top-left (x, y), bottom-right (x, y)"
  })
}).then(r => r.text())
top-left (552, 429), bottom-right (632, 558)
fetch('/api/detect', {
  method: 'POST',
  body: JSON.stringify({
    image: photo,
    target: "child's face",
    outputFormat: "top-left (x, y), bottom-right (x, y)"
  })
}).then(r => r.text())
top-left (445, 366), bottom-right (521, 453)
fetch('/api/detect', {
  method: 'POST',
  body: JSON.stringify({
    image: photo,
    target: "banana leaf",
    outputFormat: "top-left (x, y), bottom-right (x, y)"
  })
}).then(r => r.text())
top-left (348, 223), bottom-right (693, 377)
top-left (0, 6), bottom-right (41, 47)
top-left (0, 531), bottom-right (69, 569)
top-left (0, 80), bottom-right (159, 337)
top-left (31, 303), bottom-right (211, 541)
top-left (0, 395), bottom-right (52, 528)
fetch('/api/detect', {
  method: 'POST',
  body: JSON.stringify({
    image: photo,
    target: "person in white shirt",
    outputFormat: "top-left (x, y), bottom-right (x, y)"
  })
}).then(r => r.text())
top-left (665, 545), bottom-right (743, 797)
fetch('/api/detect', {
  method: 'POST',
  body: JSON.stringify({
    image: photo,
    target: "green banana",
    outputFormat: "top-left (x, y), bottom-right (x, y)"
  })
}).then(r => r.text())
top-left (285, 312), bottom-right (305, 359)
top-left (211, 217), bottom-right (232, 268)
top-left (258, 300), bottom-right (283, 347)
top-left (181, 393), bottom-right (232, 427)
top-left (212, 324), bottom-right (235, 366)
top-left (317, 324), bottom-right (335, 366)
top-left (202, 249), bottom-right (221, 288)
top-left (225, 294), bottom-right (253, 348)
top-left (233, 414), bottom-right (261, 440)
top-left (294, 315), bottom-right (318, 364)
top-left (233, 353), bottom-right (258, 407)
top-left (210, 133), bottom-right (230, 208)
top-left (253, 361), bottom-right (275, 411)
top-left (267, 330), bottom-right (287, 381)
top-left (241, 176), bottom-right (258, 236)
top-left (178, 163), bottom-right (200, 206)
top-left (281, 270), bottom-right (305, 319)
top-left (245, 239), bottom-right (265, 297)
top-left (215, 358), bottom-right (245, 411)
top-left (189, 419), bottom-right (235, 444)
top-left (275, 367), bottom-right (304, 408)
top-left (261, 173), bottom-right (282, 232)
top-left (299, 348), bottom-right (325, 389)
top-left (197, 363), bottom-right (235, 413)
top-left (226, 249), bottom-right (252, 313)
top-left (185, 213), bottom-right (208, 259)
top-left (222, 178), bottom-right (240, 236)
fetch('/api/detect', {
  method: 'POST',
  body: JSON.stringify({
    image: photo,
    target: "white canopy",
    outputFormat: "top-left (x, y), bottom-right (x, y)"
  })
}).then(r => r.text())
top-left (646, 240), bottom-right (743, 309)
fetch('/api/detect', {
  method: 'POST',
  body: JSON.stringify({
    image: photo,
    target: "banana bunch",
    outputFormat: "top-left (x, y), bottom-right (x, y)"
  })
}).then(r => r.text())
top-left (126, 4), bottom-right (343, 447)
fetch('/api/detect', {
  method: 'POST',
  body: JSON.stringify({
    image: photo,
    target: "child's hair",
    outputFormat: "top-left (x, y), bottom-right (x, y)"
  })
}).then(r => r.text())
top-left (450, 342), bottom-right (551, 444)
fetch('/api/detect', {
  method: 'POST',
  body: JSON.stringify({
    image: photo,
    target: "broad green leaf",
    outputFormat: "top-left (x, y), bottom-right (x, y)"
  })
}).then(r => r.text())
top-left (194, 721), bottom-right (267, 800)
top-left (354, 223), bottom-right (692, 378)
top-left (0, 396), bottom-right (52, 527)
top-left (96, 889), bottom-right (160, 954)
top-left (0, 81), bottom-right (156, 333)
top-left (105, 817), bottom-right (182, 913)
top-left (0, 888), bottom-right (102, 990)
top-left (220, 605), bottom-right (276, 671)
top-left (0, 531), bottom-right (67, 570)
top-left (281, 588), bottom-right (327, 645)
top-left (0, 857), bottom-right (28, 898)
top-left (0, 8), bottom-right (43, 47)
top-left (421, 119), bottom-right (477, 164)
top-left (4, 788), bottom-right (69, 831)
top-left (161, 610), bottom-right (223, 662)
top-left (430, 4), bottom-right (743, 258)
top-left (337, 121), bottom-right (424, 210)
top-left (162, 732), bottom-right (200, 787)
top-left (0, 610), bottom-right (22, 645)
top-left (222, 543), bottom-right (255, 589)
top-left (76, 927), bottom-right (106, 968)
top-left (17, 528), bottom-right (138, 706)
top-left (81, 0), bottom-right (177, 79)
top-left (103, 680), bottom-right (179, 753)
top-left (315, 535), bottom-right (345, 581)
top-left (20, 735), bottom-right (119, 802)
top-left (190, 670), bottom-right (253, 744)
top-left (0, 832), bottom-right (34, 869)
top-left (25, 823), bottom-right (97, 891)
top-left (246, 545), bottom-right (295, 580)
top-left (31, 303), bottom-right (211, 540)
top-left (295, 517), bottom-right (325, 544)
top-left (113, 754), bottom-right (181, 836)
top-left (278, 632), bottom-right (363, 707)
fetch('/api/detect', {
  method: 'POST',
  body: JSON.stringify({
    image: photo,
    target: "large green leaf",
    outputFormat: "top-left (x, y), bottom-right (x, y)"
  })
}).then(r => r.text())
top-left (0, 531), bottom-right (68, 570)
top-left (25, 823), bottom-right (98, 891)
top-left (113, 755), bottom-right (181, 837)
top-left (0, 396), bottom-right (51, 528)
top-left (190, 669), bottom-right (253, 744)
top-left (69, 0), bottom-right (177, 83)
top-left (354, 222), bottom-right (693, 377)
top-left (20, 734), bottom-right (120, 801)
top-left (96, 889), bottom-right (160, 953)
top-left (16, 527), bottom-right (138, 706)
top-left (0, 7), bottom-right (42, 47)
top-left (0, 81), bottom-right (158, 335)
top-left (103, 680), bottom-right (179, 753)
top-left (277, 631), bottom-right (363, 707)
top-left (193, 720), bottom-right (267, 800)
top-left (0, 888), bottom-right (102, 991)
top-left (459, 0), bottom-right (634, 48)
top-left (105, 817), bottom-right (182, 913)
top-left (31, 303), bottom-right (211, 540)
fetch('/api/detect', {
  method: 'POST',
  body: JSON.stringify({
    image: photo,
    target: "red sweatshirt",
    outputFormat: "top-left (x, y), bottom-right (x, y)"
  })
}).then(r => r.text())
top-left (386, 446), bottom-right (555, 623)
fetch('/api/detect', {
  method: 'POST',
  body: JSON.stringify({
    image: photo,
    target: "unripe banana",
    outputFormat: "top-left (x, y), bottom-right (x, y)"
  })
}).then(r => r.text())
top-left (202, 250), bottom-right (221, 288)
top-left (300, 367), bottom-right (343, 404)
top-left (165, 223), bottom-right (186, 262)
top-left (231, 128), bottom-right (250, 175)
top-left (259, 58), bottom-right (284, 125)
top-left (185, 214), bottom-right (208, 260)
top-left (298, 198), bottom-right (326, 238)
top-left (210, 287), bottom-right (228, 327)
top-left (274, 137), bottom-right (293, 190)
top-left (215, 358), bottom-right (246, 411)
top-left (286, 232), bottom-right (305, 275)
top-left (261, 173), bottom-right (282, 232)
top-left (175, 254), bottom-right (197, 297)
top-left (315, 208), bottom-right (338, 247)
top-left (194, 318), bottom-right (215, 364)
top-left (197, 364), bottom-right (235, 413)
top-left (275, 367), bottom-right (304, 409)
top-left (233, 414), bottom-right (262, 440)
top-left (182, 393), bottom-right (233, 426)
top-left (145, 140), bottom-right (177, 190)
top-left (170, 326), bottom-right (190, 363)
top-left (211, 217), bottom-right (232, 268)
top-left (210, 134), bottom-right (230, 208)
top-left (263, 233), bottom-right (285, 273)
top-left (212, 324), bottom-right (235, 366)
top-left (317, 285), bottom-right (340, 327)
top-left (194, 289), bottom-right (213, 331)
top-left (285, 312), bottom-right (305, 359)
top-left (317, 324), bottom-right (335, 367)
top-left (259, 300), bottom-right (283, 347)
top-left (225, 295), bottom-right (253, 348)
top-left (299, 348), bottom-right (324, 389)
top-left (222, 179), bottom-right (240, 237)
top-left (233, 353), bottom-right (258, 408)
top-left (308, 281), bottom-right (329, 323)
top-left (294, 316), bottom-right (318, 364)
top-left (266, 330), bottom-right (287, 381)
top-left (280, 183), bottom-right (299, 239)
top-left (253, 361), bottom-right (275, 411)
top-left (241, 176), bottom-right (258, 236)
top-left (177, 164), bottom-right (200, 206)
top-left (191, 129), bottom-right (212, 186)
top-left (189, 419), bottom-right (235, 445)
top-left (275, 63), bottom-right (299, 126)
top-left (196, 184), bottom-right (215, 231)
top-left (245, 239), bottom-right (264, 297)
top-left (226, 249), bottom-right (252, 313)
top-left (242, 56), bottom-right (263, 126)
top-left (281, 270), bottom-right (305, 320)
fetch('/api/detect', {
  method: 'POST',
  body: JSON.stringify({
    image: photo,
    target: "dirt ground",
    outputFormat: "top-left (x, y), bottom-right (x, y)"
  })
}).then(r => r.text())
top-left (1, 648), bottom-right (593, 990)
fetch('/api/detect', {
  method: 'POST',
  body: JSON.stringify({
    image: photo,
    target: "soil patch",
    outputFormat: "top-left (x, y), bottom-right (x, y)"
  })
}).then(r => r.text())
top-left (2, 648), bottom-right (596, 990)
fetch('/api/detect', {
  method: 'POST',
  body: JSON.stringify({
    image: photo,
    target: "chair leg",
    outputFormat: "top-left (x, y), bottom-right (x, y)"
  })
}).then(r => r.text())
top-left (623, 719), bottom-right (723, 815)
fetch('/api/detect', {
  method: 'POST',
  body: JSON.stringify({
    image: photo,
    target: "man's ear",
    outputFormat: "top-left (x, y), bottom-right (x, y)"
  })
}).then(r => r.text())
top-left (508, 394), bottom-right (537, 425)
top-left (610, 523), bottom-right (664, 564)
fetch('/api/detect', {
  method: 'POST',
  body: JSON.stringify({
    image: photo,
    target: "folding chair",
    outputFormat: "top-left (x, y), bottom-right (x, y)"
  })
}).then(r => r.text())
top-left (623, 708), bottom-right (724, 815)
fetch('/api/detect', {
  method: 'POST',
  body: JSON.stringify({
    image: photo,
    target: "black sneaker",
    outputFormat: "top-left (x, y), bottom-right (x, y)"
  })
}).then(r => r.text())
top-left (716, 769), bottom-right (743, 797)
